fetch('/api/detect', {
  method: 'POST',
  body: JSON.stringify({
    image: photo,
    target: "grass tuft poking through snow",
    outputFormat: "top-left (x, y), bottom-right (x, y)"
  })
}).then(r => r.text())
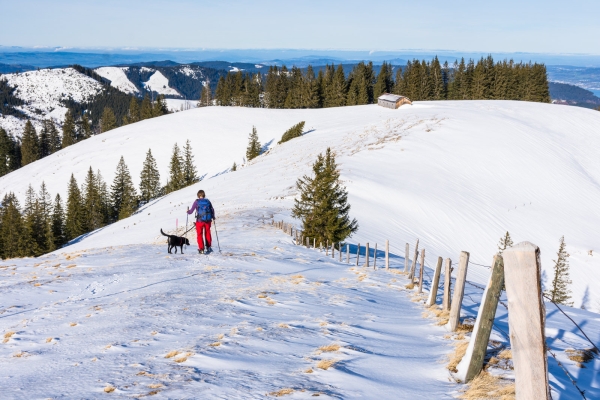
top-left (164, 351), bottom-right (180, 359)
top-left (458, 371), bottom-right (515, 400)
top-left (447, 341), bottom-right (469, 373)
top-left (316, 359), bottom-right (337, 370)
top-left (318, 344), bottom-right (341, 352)
top-left (103, 385), bottom-right (116, 393)
top-left (3, 331), bottom-right (16, 343)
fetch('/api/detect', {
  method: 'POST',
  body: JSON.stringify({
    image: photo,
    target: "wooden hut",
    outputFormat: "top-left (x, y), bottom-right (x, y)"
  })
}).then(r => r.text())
top-left (377, 93), bottom-right (412, 109)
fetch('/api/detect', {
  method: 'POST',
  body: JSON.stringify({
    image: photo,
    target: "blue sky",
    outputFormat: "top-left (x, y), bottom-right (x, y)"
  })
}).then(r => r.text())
top-left (2, 0), bottom-right (599, 54)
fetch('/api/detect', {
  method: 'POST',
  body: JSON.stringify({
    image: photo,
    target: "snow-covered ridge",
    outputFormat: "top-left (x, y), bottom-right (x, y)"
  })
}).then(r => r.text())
top-left (142, 70), bottom-right (180, 97)
top-left (94, 67), bottom-right (139, 94)
top-left (0, 68), bottom-right (104, 136)
top-left (2, 101), bottom-right (600, 314)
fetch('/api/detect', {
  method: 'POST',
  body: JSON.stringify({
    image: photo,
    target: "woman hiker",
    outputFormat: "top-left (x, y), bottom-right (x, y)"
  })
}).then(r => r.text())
top-left (187, 190), bottom-right (216, 254)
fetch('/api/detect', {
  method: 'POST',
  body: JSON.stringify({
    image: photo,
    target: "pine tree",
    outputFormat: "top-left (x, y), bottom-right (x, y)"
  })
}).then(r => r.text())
top-left (182, 140), bottom-right (198, 186)
top-left (292, 148), bottom-right (358, 245)
top-left (47, 119), bottom-right (61, 154)
top-left (62, 110), bottom-right (77, 148)
top-left (38, 181), bottom-right (55, 252)
top-left (198, 80), bottom-right (212, 107)
top-left (110, 156), bottom-right (138, 220)
top-left (39, 120), bottom-right (51, 158)
top-left (79, 113), bottom-right (92, 140)
top-left (22, 184), bottom-right (42, 256)
top-left (301, 66), bottom-right (320, 108)
top-left (246, 126), bottom-right (261, 161)
top-left (545, 236), bottom-right (573, 306)
top-left (65, 174), bottom-right (86, 240)
top-left (95, 169), bottom-right (111, 225)
top-left (279, 121), bottom-right (305, 144)
top-left (497, 231), bottom-right (513, 254)
top-left (100, 107), bottom-right (117, 133)
top-left (231, 162), bottom-right (237, 171)
top-left (21, 121), bottom-right (39, 166)
top-left (128, 97), bottom-right (140, 123)
top-left (0, 193), bottom-right (26, 259)
top-left (51, 193), bottom-right (67, 248)
top-left (140, 94), bottom-right (153, 120)
top-left (374, 61), bottom-right (394, 99)
top-left (153, 95), bottom-right (169, 117)
top-left (166, 144), bottom-right (185, 193)
top-left (0, 128), bottom-right (18, 176)
top-left (139, 149), bottom-right (161, 203)
top-left (83, 167), bottom-right (105, 231)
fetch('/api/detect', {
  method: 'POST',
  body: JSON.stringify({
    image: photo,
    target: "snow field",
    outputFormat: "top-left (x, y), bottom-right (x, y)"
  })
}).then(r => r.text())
top-left (0, 214), bottom-right (456, 398)
top-left (95, 67), bottom-right (140, 95)
top-left (143, 71), bottom-right (180, 97)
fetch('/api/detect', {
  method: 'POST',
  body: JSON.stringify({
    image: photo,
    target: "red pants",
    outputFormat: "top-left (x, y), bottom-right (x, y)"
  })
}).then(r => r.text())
top-left (195, 221), bottom-right (212, 250)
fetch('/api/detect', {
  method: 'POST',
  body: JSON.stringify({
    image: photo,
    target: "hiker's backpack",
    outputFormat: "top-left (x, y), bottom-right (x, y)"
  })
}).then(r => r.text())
top-left (196, 199), bottom-right (213, 222)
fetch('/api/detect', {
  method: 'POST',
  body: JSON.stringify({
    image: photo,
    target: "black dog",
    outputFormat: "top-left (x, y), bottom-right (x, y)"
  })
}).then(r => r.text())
top-left (160, 229), bottom-right (190, 254)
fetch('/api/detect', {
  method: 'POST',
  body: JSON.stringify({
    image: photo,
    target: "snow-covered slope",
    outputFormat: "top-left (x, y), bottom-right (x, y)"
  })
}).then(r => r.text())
top-left (2, 101), bottom-right (600, 312)
top-left (143, 70), bottom-right (180, 96)
top-left (94, 67), bottom-right (139, 94)
top-left (0, 68), bottom-right (103, 136)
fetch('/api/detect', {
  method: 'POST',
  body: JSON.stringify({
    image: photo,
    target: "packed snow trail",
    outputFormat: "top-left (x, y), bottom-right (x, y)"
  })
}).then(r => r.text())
top-left (0, 215), bottom-right (455, 399)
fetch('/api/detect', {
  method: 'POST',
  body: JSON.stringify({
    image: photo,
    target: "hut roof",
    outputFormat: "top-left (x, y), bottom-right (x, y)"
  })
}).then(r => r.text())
top-left (378, 93), bottom-right (406, 102)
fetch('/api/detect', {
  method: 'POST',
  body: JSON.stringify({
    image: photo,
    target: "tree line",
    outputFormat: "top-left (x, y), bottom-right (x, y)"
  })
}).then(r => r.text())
top-left (0, 140), bottom-right (200, 259)
top-left (206, 56), bottom-right (550, 108)
top-left (0, 96), bottom-right (169, 178)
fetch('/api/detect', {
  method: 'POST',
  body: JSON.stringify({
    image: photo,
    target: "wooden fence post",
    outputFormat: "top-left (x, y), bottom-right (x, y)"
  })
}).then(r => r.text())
top-left (426, 257), bottom-right (443, 306)
top-left (449, 251), bottom-right (469, 332)
top-left (365, 243), bottom-right (370, 268)
top-left (332, 242), bottom-right (335, 259)
top-left (418, 248), bottom-right (426, 293)
top-left (339, 244), bottom-right (342, 262)
top-left (385, 240), bottom-right (390, 270)
top-left (456, 254), bottom-right (505, 383)
top-left (373, 243), bottom-right (377, 270)
top-left (503, 242), bottom-right (550, 400)
top-left (313, 238), bottom-right (316, 249)
top-left (346, 244), bottom-right (349, 263)
top-left (326, 240), bottom-right (329, 256)
top-left (355, 243), bottom-right (360, 266)
top-left (409, 239), bottom-right (420, 281)
top-left (404, 243), bottom-right (410, 273)
top-left (442, 258), bottom-right (452, 311)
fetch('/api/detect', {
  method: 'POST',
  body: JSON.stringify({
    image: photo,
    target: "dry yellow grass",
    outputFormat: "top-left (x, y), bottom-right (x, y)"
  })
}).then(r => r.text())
top-left (458, 371), bottom-right (515, 400)
top-left (148, 390), bottom-right (159, 395)
top-left (46, 337), bottom-right (53, 343)
top-left (13, 351), bottom-right (28, 358)
top-left (447, 341), bottom-right (469, 373)
top-left (230, 327), bottom-right (238, 335)
top-left (257, 293), bottom-right (267, 298)
top-left (217, 333), bottom-right (225, 340)
top-left (103, 385), bottom-right (116, 393)
top-left (151, 331), bottom-right (158, 336)
top-left (165, 350), bottom-right (181, 358)
top-left (316, 359), bottom-right (337, 370)
top-left (357, 274), bottom-right (367, 281)
top-left (565, 348), bottom-right (596, 365)
top-left (256, 327), bottom-right (263, 331)
top-left (3, 331), bottom-right (15, 343)
top-left (269, 388), bottom-right (294, 397)
top-left (405, 283), bottom-right (415, 289)
top-left (209, 342), bottom-right (221, 347)
top-left (148, 383), bottom-right (163, 389)
top-left (86, 314), bottom-right (91, 318)
top-left (66, 264), bottom-right (77, 268)
top-left (305, 368), bottom-right (314, 373)
top-left (174, 356), bottom-right (188, 363)
top-left (497, 349), bottom-right (512, 360)
top-left (266, 298), bottom-right (277, 305)
top-left (319, 321), bottom-right (328, 326)
top-left (70, 322), bottom-right (77, 327)
top-left (34, 283), bottom-right (41, 287)
top-left (278, 323), bottom-right (290, 329)
top-left (318, 344), bottom-right (340, 352)
top-left (457, 323), bottom-right (475, 333)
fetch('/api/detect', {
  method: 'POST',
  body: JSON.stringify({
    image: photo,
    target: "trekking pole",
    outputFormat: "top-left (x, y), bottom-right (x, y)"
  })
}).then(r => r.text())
top-left (213, 220), bottom-right (222, 253)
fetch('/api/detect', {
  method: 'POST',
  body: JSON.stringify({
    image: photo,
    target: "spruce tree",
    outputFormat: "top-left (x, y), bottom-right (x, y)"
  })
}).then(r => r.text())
top-left (83, 167), bottom-right (105, 231)
top-left (374, 61), bottom-right (394, 99)
top-left (79, 113), bottom-right (92, 140)
top-left (0, 128), bottom-right (18, 177)
top-left (38, 182), bottom-right (55, 253)
top-left (231, 162), bottom-right (237, 171)
top-left (545, 236), bottom-right (573, 306)
top-left (95, 169), bottom-right (111, 225)
top-left (100, 107), bottom-right (117, 133)
top-left (198, 80), bottom-right (212, 107)
top-left (497, 231), bottom-right (513, 254)
top-left (0, 193), bottom-right (26, 259)
top-left (153, 95), bottom-right (169, 117)
top-left (302, 66), bottom-right (320, 108)
top-left (139, 149), bottom-right (161, 203)
top-left (39, 120), bottom-right (51, 158)
top-left (65, 174), bottom-right (86, 240)
top-left (279, 121), bottom-right (305, 144)
top-left (21, 121), bottom-right (39, 166)
top-left (23, 184), bottom-right (42, 256)
top-left (128, 97), bottom-right (140, 123)
top-left (246, 126), bottom-right (261, 161)
top-left (51, 193), bottom-right (67, 249)
top-left (182, 140), bottom-right (198, 186)
top-left (140, 94), bottom-right (153, 120)
top-left (292, 148), bottom-right (358, 245)
top-left (166, 144), bottom-right (185, 193)
top-left (110, 156), bottom-right (138, 220)
top-left (47, 119), bottom-right (61, 154)
top-left (62, 110), bottom-right (77, 148)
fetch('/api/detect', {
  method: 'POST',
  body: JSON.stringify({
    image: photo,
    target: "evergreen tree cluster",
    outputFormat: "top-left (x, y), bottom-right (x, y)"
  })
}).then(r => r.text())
top-left (0, 142), bottom-right (199, 260)
top-left (210, 56), bottom-right (550, 108)
top-left (292, 148), bottom-right (358, 246)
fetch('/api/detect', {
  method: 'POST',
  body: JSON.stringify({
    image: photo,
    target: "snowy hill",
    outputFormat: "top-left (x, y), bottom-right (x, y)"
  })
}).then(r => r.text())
top-left (94, 67), bottom-right (139, 95)
top-left (0, 67), bottom-right (104, 136)
top-left (2, 101), bottom-right (600, 398)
